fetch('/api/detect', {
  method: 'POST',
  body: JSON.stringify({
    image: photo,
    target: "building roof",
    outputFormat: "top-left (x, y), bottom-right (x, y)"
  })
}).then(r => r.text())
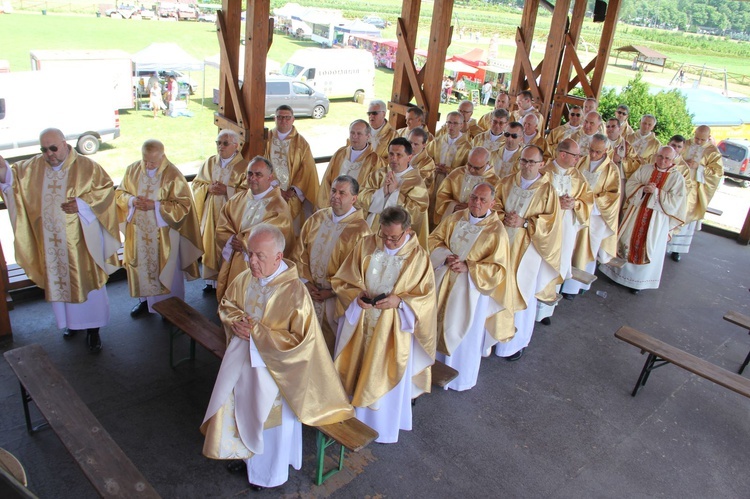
top-left (615, 45), bottom-right (668, 60)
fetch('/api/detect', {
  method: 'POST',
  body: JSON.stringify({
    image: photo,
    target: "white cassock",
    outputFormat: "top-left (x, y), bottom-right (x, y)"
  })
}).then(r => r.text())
top-left (432, 215), bottom-right (503, 391)
top-left (334, 235), bottom-right (432, 443)
top-left (201, 261), bottom-right (302, 488)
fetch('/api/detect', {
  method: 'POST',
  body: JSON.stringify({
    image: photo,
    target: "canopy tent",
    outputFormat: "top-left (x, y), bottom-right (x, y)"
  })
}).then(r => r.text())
top-left (132, 43), bottom-right (203, 72)
top-left (449, 48), bottom-right (486, 66)
top-left (614, 45), bottom-right (667, 71)
top-left (204, 48), bottom-right (280, 80)
top-left (335, 19), bottom-right (381, 35)
top-left (444, 60), bottom-right (478, 74)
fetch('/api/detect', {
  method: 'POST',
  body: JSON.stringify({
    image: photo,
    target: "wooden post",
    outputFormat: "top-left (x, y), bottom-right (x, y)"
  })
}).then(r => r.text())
top-left (589, 0), bottom-right (622, 97)
top-left (241, 0), bottom-right (271, 159)
top-left (550, 0), bottom-right (587, 127)
top-left (388, 0), bottom-right (422, 130)
top-left (509, 0), bottom-right (540, 101)
top-left (420, 0), bottom-right (455, 134)
top-left (536, 0), bottom-right (572, 124)
top-left (0, 239), bottom-right (12, 342)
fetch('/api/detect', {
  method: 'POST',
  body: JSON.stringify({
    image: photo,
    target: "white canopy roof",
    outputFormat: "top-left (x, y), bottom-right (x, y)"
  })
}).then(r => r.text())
top-left (132, 43), bottom-right (203, 72)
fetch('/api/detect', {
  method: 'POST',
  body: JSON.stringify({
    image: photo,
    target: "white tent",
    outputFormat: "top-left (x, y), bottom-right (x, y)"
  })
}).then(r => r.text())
top-left (132, 43), bottom-right (203, 72)
top-left (203, 47), bottom-right (281, 81)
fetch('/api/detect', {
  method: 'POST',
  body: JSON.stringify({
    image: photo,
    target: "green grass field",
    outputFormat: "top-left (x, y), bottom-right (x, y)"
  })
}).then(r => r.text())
top-left (3, 9), bottom-right (749, 181)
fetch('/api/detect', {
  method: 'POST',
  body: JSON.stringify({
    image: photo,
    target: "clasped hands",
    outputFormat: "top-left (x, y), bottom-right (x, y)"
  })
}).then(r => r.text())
top-left (503, 210), bottom-right (526, 229)
top-left (356, 291), bottom-right (401, 310)
top-left (280, 187), bottom-right (296, 201)
top-left (133, 196), bottom-right (156, 211)
top-left (643, 183), bottom-right (657, 194)
top-left (305, 281), bottom-right (335, 302)
top-left (559, 194), bottom-right (575, 210)
top-left (208, 181), bottom-right (227, 196)
top-left (61, 197), bottom-right (79, 214)
top-left (383, 171), bottom-right (398, 195)
top-left (445, 254), bottom-right (468, 273)
top-left (435, 163), bottom-right (450, 175)
top-left (231, 315), bottom-right (256, 341)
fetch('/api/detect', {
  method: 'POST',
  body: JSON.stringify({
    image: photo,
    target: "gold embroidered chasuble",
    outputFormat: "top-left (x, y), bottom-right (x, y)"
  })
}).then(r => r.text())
top-left (359, 167), bottom-right (430, 248)
top-left (214, 187), bottom-right (293, 300)
top-left (192, 154), bottom-right (249, 279)
top-left (541, 161), bottom-right (594, 227)
top-left (317, 144), bottom-right (384, 210)
top-left (428, 210), bottom-right (514, 352)
top-left (629, 131), bottom-right (661, 165)
top-left (433, 166), bottom-right (499, 224)
top-left (425, 132), bottom-right (473, 187)
top-left (116, 157), bottom-right (203, 298)
top-left (546, 123), bottom-right (581, 153)
top-left (410, 149), bottom-right (437, 192)
top-left (495, 172), bottom-right (562, 309)
top-left (396, 126), bottom-right (434, 142)
top-left (3, 151), bottom-right (120, 303)
top-left (370, 123), bottom-right (398, 161)
top-left (201, 263), bottom-right (355, 459)
top-left (264, 127), bottom-right (319, 229)
top-left (572, 156), bottom-right (621, 268)
top-left (331, 235), bottom-right (437, 409)
top-left (473, 130), bottom-right (506, 154)
top-left (489, 145), bottom-right (522, 179)
top-left (511, 109), bottom-right (546, 132)
top-left (678, 140), bottom-right (723, 223)
top-left (290, 208), bottom-right (371, 352)
top-left (608, 136), bottom-right (640, 180)
top-left (436, 119), bottom-right (484, 141)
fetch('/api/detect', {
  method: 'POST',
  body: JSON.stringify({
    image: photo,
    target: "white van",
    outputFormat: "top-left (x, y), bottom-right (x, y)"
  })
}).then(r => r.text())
top-left (279, 48), bottom-right (375, 101)
top-left (0, 72), bottom-right (120, 159)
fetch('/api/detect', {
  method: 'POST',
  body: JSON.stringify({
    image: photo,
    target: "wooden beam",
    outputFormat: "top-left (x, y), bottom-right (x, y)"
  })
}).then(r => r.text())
top-left (421, 0), bottom-right (454, 134)
top-left (537, 0), bottom-right (571, 123)
top-left (590, 0), bottom-right (623, 96)
top-left (514, 30), bottom-right (541, 101)
top-left (510, 0), bottom-right (540, 97)
top-left (567, 58), bottom-right (597, 90)
top-left (217, 0), bottom-right (243, 128)
top-left (240, 0), bottom-right (271, 159)
top-left (389, 0), bottom-right (422, 130)
top-left (550, 0), bottom-right (588, 127)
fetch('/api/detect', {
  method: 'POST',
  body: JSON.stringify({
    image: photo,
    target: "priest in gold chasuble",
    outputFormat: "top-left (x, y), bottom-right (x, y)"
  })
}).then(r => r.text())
top-left (263, 106), bottom-right (319, 236)
top-left (331, 207), bottom-right (436, 444)
top-left (425, 111), bottom-right (473, 197)
top-left (493, 145), bottom-right (562, 361)
top-left (192, 130), bottom-right (248, 291)
top-left (429, 183), bottom-right (512, 392)
top-left (290, 175), bottom-right (371, 354)
top-left (202, 225), bottom-right (354, 489)
top-left (117, 140), bottom-right (203, 317)
top-left (0, 128), bottom-right (120, 351)
top-left (215, 157), bottom-right (293, 301)
top-left (367, 99), bottom-right (398, 161)
top-left (433, 147), bottom-right (499, 225)
top-left (359, 138), bottom-right (430, 249)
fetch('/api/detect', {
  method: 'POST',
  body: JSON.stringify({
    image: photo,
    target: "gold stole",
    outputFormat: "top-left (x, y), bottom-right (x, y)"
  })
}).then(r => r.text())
top-left (582, 165), bottom-right (603, 191)
top-left (632, 133), bottom-right (653, 158)
top-left (240, 197), bottom-right (271, 233)
top-left (203, 161), bottom-right (233, 232)
top-left (363, 250), bottom-right (405, 350)
top-left (135, 171), bottom-right (165, 296)
top-left (340, 151), bottom-right (365, 181)
top-left (550, 171), bottom-right (573, 197)
top-left (270, 136), bottom-right (292, 190)
top-left (459, 173), bottom-right (484, 203)
top-left (504, 184), bottom-right (536, 243)
top-left (42, 167), bottom-right (72, 302)
top-left (493, 148), bottom-right (518, 178)
top-left (308, 215), bottom-right (347, 321)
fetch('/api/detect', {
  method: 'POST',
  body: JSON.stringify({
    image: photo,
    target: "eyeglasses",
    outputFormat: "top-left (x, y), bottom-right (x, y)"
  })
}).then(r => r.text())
top-left (616, 110), bottom-right (628, 115)
top-left (562, 151), bottom-right (581, 158)
top-left (367, 111), bottom-right (383, 116)
top-left (459, 109), bottom-right (472, 114)
top-left (446, 121), bottom-right (461, 126)
top-left (467, 164), bottom-right (485, 171)
top-left (216, 140), bottom-right (233, 146)
top-left (519, 159), bottom-right (543, 166)
top-left (276, 115), bottom-right (293, 120)
top-left (504, 132), bottom-right (519, 139)
top-left (377, 229), bottom-right (406, 243)
top-left (569, 112), bottom-right (581, 117)
top-left (247, 171), bottom-right (267, 178)
top-left (40, 143), bottom-right (64, 153)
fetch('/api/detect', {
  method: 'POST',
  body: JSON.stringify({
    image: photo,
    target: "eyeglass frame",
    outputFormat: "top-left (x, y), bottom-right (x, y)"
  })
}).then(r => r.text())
top-left (377, 228), bottom-right (406, 243)
top-left (40, 142), bottom-right (66, 153)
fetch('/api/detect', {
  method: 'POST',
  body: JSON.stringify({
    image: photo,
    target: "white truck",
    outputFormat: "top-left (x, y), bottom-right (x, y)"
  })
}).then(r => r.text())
top-left (0, 71), bottom-right (121, 159)
top-left (279, 48), bottom-right (374, 101)
top-left (30, 49), bottom-right (134, 110)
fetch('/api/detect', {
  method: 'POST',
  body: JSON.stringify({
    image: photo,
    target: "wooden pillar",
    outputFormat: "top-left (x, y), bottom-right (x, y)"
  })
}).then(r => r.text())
top-left (0, 239), bottom-right (12, 342)
top-left (241, 0), bottom-right (271, 158)
top-left (388, 0), bottom-right (422, 130)
top-left (589, 0), bottom-right (622, 96)
top-left (537, 0), bottom-right (572, 123)
top-left (509, 0), bottom-right (539, 99)
top-left (550, 0), bottom-right (587, 127)
top-left (421, 0), bottom-right (455, 134)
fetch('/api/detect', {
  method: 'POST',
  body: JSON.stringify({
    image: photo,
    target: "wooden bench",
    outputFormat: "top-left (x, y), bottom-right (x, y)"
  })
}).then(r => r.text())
top-left (3, 344), bottom-right (161, 498)
top-left (605, 257), bottom-right (626, 269)
top-left (706, 206), bottom-right (723, 216)
top-left (152, 296), bottom-right (380, 485)
top-left (614, 325), bottom-right (750, 398)
top-left (723, 310), bottom-right (750, 374)
top-left (571, 267), bottom-right (597, 285)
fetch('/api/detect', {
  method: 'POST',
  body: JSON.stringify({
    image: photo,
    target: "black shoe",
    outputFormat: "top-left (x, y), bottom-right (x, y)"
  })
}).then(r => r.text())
top-left (87, 328), bottom-right (102, 353)
top-left (630, 288), bottom-right (640, 295)
top-left (540, 317), bottom-right (552, 326)
top-left (249, 484), bottom-right (266, 491)
top-left (562, 293), bottom-right (576, 301)
top-left (671, 252), bottom-right (681, 262)
top-left (202, 284), bottom-right (215, 294)
top-left (226, 460), bottom-right (247, 474)
top-left (130, 301), bottom-right (149, 317)
top-left (503, 348), bottom-right (525, 361)
top-left (63, 329), bottom-right (81, 339)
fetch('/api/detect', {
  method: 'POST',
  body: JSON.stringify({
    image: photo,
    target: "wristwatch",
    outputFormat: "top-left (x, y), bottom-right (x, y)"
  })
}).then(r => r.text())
top-left (522, 219), bottom-right (528, 229)
top-left (398, 298), bottom-right (404, 310)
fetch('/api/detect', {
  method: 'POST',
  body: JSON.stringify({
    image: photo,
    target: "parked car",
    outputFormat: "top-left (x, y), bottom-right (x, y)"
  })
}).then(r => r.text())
top-left (176, 4), bottom-right (197, 21)
top-left (106, 4), bottom-right (136, 18)
top-left (717, 138), bottom-right (750, 187)
top-left (362, 15), bottom-right (386, 29)
top-left (262, 75), bottom-right (329, 119)
top-left (137, 8), bottom-right (155, 19)
top-left (198, 12), bottom-right (216, 23)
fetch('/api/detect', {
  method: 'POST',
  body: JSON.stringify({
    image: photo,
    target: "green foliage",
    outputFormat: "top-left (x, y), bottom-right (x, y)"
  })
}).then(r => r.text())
top-left (597, 74), bottom-right (694, 143)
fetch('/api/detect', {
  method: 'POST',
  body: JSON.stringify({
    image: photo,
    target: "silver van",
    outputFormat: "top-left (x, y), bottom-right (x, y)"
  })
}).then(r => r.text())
top-left (717, 138), bottom-right (750, 187)
top-left (264, 76), bottom-right (329, 119)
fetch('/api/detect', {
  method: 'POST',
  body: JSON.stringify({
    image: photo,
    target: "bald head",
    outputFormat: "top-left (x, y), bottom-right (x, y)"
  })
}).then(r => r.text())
top-left (693, 125), bottom-right (711, 146)
top-left (557, 138), bottom-right (581, 168)
top-left (466, 147), bottom-right (490, 175)
top-left (142, 139), bottom-right (165, 170)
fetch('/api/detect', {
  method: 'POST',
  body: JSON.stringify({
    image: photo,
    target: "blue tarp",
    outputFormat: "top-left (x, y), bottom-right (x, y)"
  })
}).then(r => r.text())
top-left (677, 88), bottom-right (750, 127)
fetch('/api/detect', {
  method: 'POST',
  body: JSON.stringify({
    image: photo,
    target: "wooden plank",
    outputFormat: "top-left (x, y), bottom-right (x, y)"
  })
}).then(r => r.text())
top-left (315, 418), bottom-right (378, 452)
top-left (614, 326), bottom-right (750, 398)
top-left (723, 310), bottom-right (750, 331)
top-left (152, 297), bottom-right (226, 359)
top-left (0, 239), bottom-right (12, 340)
top-left (605, 257), bottom-right (626, 269)
top-left (241, 0), bottom-right (271, 159)
top-left (571, 267), bottom-right (597, 285)
top-left (509, 0), bottom-right (539, 97)
top-left (706, 207), bottom-right (723, 216)
top-left (431, 359), bottom-right (458, 388)
top-left (589, 0), bottom-right (623, 96)
top-left (388, 0), bottom-right (422, 131)
top-left (421, 0), bottom-right (454, 134)
top-left (3, 344), bottom-right (161, 498)
top-left (536, 0), bottom-right (571, 124)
